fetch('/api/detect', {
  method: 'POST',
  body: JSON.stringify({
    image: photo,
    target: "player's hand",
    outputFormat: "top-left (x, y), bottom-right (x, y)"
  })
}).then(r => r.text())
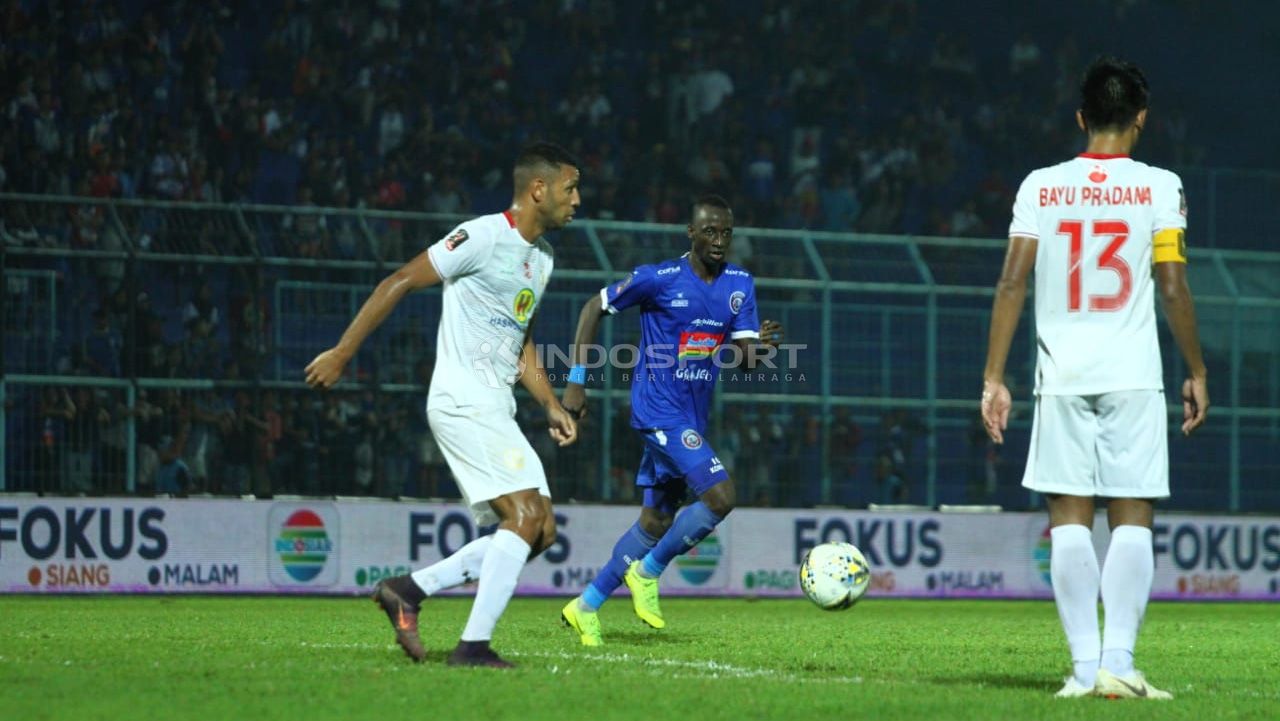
top-left (305, 348), bottom-right (350, 389)
top-left (760, 319), bottom-right (784, 348)
top-left (545, 402), bottom-right (579, 447)
top-left (1181, 375), bottom-right (1209, 436)
top-left (562, 383), bottom-right (588, 420)
top-left (980, 379), bottom-right (1012, 444)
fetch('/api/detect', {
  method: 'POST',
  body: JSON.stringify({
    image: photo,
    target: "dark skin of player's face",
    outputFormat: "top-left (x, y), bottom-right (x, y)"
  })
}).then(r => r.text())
top-left (687, 205), bottom-right (733, 282)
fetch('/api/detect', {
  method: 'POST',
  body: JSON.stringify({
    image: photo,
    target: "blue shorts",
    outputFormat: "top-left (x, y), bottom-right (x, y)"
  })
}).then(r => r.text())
top-left (635, 428), bottom-right (729, 515)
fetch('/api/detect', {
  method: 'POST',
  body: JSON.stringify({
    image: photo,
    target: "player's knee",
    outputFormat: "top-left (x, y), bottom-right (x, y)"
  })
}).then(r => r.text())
top-left (640, 515), bottom-right (673, 537)
top-left (705, 496), bottom-right (735, 518)
top-left (503, 494), bottom-right (548, 545)
top-left (702, 483), bottom-right (736, 518)
top-left (535, 515), bottom-right (558, 555)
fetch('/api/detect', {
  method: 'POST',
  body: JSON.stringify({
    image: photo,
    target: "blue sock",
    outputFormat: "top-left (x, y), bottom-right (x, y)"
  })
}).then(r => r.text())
top-left (582, 522), bottom-right (659, 610)
top-left (640, 502), bottom-right (723, 578)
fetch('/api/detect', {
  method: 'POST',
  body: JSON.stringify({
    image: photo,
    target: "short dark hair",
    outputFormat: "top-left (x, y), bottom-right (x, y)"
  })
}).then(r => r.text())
top-left (690, 193), bottom-right (732, 219)
top-left (513, 141), bottom-right (579, 189)
top-left (1079, 56), bottom-right (1149, 132)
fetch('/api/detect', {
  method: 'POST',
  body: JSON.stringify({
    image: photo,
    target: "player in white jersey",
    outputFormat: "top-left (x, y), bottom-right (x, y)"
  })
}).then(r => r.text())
top-left (980, 57), bottom-right (1208, 700)
top-left (305, 143), bottom-right (582, 667)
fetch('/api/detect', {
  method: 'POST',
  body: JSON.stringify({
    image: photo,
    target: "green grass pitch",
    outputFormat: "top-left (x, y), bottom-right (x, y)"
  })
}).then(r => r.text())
top-left (1, 596), bottom-right (1276, 720)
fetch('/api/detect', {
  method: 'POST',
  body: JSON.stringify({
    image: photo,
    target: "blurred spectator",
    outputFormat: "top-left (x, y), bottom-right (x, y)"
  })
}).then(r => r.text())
top-left (83, 308), bottom-right (122, 377)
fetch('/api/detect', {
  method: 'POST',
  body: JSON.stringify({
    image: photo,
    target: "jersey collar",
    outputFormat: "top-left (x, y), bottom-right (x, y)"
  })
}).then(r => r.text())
top-left (1077, 153), bottom-right (1130, 160)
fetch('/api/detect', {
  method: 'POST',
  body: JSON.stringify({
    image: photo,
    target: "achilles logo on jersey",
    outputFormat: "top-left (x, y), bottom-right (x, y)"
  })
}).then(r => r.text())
top-left (1088, 165), bottom-right (1108, 183)
top-left (729, 291), bottom-right (745, 314)
top-left (681, 429), bottom-right (703, 450)
top-left (513, 288), bottom-right (536, 325)
top-left (444, 229), bottom-right (469, 251)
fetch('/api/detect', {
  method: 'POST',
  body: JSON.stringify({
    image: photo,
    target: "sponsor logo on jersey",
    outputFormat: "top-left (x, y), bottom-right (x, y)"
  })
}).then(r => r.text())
top-left (681, 429), bottom-right (703, 450)
top-left (513, 288), bottom-right (536, 324)
top-left (444, 229), bottom-right (469, 251)
top-left (724, 268), bottom-right (749, 277)
top-left (1088, 164), bottom-right (1108, 183)
top-left (678, 331), bottom-right (724, 359)
top-left (690, 318), bottom-right (724, 327)
top-left (671, 291), bottom-right (689, 308)
top-left (656, 266), bottom-right (681, 275)
top-left (675, 367), bottom-right (714, 381)
top-left (729, 291), bottom-right (746, 314)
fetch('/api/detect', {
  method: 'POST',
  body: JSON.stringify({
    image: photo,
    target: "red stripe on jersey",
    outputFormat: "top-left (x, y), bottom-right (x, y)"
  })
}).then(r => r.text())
top-left (1077, 153), bottom-right (1130, 160)
top-left (502, 210), bottom-right (516, 227)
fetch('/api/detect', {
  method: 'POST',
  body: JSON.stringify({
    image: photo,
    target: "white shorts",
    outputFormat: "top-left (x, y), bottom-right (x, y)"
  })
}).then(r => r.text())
top-left (427, 404), bottom-right (549, 526)
top-left (1021, 390), bottom-right (1169, 499)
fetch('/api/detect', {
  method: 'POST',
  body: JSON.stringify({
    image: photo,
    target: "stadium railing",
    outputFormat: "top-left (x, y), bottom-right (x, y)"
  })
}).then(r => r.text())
top-left (3, 193), bottom-right (1278, 512)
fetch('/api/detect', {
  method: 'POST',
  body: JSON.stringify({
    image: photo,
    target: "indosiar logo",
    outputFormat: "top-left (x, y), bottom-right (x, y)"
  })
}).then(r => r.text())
top-left (269, 505), bottom-right (339, 586)
top-left (674, 532), bottom-right (723, 586)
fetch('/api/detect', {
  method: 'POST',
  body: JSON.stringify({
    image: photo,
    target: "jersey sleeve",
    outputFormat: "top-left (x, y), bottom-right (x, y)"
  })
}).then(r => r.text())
top-left (1151, 170), bottom-right (1188, 264)
top-left (600, 265), bottom-right (659, 314)
top-left (1154, 170), bottom-right (1188, 232)
top-left (1008, 173), bottom-right (1040, 239)
top-left (426, 222), bottom-right (495, 280)
top-left (729, 281), bottom-right (761, 340)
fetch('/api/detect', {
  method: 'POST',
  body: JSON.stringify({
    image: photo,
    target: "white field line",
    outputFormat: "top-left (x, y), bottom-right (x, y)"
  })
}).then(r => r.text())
top-left (286, 644), bottom-right (1280, 699)
top-left (508, 650), bottom-right (864, 685)
top-left (288, 642), bottom-right (860, 684)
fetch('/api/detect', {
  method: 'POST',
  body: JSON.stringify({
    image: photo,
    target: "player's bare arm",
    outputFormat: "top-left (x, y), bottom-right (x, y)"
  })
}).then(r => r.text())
top-left (980, 234), bottom-right (1037, 444)
top-left (733, 319), bottom-right (785, 370)
top-left (562, 295), bottom-right (608, 418)
top-left (305, 250), bottom-right (443, 388)
top-left (518, 321), bottom-right (578, 446)
top-left (1155, 257), bottom-right (1209, 434)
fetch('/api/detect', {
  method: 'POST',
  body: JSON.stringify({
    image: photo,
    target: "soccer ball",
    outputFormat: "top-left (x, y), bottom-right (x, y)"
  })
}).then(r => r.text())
top-left (799, 542), bottom-right (872, 610)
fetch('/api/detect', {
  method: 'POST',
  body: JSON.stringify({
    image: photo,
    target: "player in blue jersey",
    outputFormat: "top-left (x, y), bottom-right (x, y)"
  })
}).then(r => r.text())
top-left (558, 194), bottom-right (784, 645)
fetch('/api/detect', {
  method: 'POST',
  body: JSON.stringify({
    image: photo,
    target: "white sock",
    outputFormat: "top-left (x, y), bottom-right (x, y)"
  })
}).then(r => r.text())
top-left (410, 535), bottom-right (493, 595)
top-left (1051, 524), bottom-right (1101, 688)
top-left (1101, 525), bottom-right (1154, 677)
top-left (460, 529), bottom-right (531, 642)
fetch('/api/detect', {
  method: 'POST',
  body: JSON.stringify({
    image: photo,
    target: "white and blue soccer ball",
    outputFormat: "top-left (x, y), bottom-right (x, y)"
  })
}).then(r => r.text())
top-left (799, 542), bottom-right (872, 610)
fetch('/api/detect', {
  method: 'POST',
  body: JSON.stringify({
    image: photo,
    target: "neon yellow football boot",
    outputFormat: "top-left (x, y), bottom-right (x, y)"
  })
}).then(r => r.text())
top-left (560, 599), bottom-right (603, 647)
top-left (623, 561), bottom-right (666, 629)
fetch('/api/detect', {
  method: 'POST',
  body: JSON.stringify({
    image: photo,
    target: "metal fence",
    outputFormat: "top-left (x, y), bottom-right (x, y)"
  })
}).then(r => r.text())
top-left (3, 193), bottom-right (1279, 512)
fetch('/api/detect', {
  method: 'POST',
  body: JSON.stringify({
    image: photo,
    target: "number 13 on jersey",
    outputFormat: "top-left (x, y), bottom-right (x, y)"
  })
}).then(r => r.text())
top-left (1058, 219), bottom-right (1131, 313)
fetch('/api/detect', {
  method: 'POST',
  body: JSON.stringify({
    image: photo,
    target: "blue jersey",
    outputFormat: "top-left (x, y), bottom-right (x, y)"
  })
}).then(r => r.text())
top-left (600, 254), bottom-right (760, 433)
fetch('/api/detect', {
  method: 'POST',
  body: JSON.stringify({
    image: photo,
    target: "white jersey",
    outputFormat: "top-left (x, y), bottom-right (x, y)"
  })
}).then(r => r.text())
top-left (425, 211), bottom-right (554, 410)
top-left (1010, 154), bottom-right (1187, 395)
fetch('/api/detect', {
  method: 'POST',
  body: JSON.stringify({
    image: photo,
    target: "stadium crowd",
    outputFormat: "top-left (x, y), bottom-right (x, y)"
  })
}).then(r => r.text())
top-left (3, 0), bottom-right (1200, 239)
top-left (0, 0), bottom-right (1206, 503)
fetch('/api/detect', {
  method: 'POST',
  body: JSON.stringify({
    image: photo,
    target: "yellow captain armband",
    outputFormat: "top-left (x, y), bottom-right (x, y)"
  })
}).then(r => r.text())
top-left (1153, 228), bottom-right (1187, 264)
